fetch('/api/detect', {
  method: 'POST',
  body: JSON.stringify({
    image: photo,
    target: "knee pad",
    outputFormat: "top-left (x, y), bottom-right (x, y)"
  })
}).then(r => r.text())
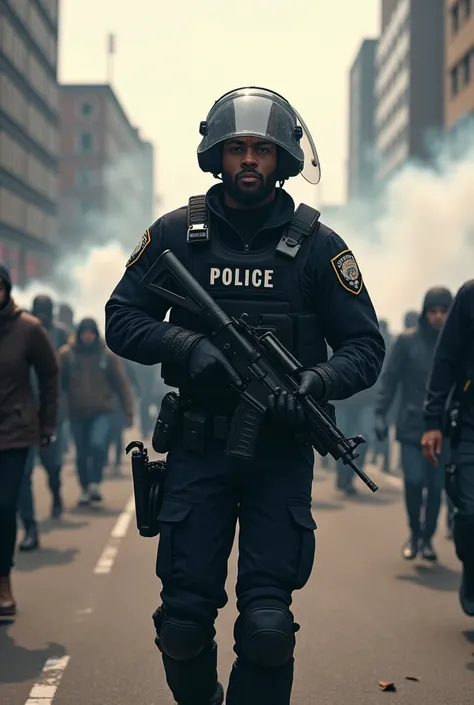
top-left (153, 609), bottom-right (208, 661)
top-left (238, 605), bottom-right (296, 668)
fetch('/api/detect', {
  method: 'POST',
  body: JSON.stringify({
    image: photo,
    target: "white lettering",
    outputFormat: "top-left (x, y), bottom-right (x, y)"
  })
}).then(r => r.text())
top-left (222, 268), bottom-right (232, 286)
top-left (210, 267), bottom-right (220, 285)
top-left (208, 267), bottom-right (275, 288)
top-left (264, 270), bottom-right (273, 288)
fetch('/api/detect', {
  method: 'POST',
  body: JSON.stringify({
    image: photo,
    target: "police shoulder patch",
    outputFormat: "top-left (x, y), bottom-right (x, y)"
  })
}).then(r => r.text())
top-left (330, 249), bottom-right (363, 295)
top-left (126, 228), bottom-right (151, 268)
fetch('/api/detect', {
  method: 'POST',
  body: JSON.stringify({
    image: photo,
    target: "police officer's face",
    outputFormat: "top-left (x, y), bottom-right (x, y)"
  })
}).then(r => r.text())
top-left (221, 137), bottom-right (278, 207)
top-left (426, 306), bottom-right (448, 330)
top-left (0, 280), bottom-right (7, 305)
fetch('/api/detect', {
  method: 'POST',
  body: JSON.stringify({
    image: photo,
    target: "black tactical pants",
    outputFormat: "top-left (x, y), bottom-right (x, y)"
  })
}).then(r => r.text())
top-left (153, 438), bottom-right (316, 705)
top-left (450, 440), bottom-right (474, 567)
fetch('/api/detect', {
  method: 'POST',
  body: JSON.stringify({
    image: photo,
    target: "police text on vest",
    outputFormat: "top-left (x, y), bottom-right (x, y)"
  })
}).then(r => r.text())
top-left (209, 267), bottom-right (274, 288)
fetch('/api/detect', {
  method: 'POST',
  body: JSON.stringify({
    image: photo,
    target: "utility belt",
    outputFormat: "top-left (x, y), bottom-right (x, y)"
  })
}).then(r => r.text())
top-left (152, 389), bottom-right (334, 457)
top-left (152, 391), bottom-right (243, 455)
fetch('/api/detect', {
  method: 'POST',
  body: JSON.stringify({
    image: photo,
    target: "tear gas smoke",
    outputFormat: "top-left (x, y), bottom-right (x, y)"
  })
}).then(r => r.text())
top-left (319, 145), bottom-right (474, 331)
top-left (12, 135), bottom-right (474, 336)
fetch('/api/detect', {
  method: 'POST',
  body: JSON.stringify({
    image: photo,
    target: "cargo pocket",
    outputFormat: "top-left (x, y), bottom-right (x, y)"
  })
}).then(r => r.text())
top-left (156, 499), bottom-right (193, 584)
top-left (288, 504), bottom-right (317, 590)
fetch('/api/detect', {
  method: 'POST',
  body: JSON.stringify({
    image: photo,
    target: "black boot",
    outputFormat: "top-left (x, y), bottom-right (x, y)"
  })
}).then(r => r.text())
top-left (51, 492), bottom-right (63, 519)
top-left (19, 522), bottom-right (39, 552)
top-left (402, 535), bottom-right (419, 560)
top-left (421, 539), bottom-right (437, 562)
top-left (459, 563), bottom-right (474, 617)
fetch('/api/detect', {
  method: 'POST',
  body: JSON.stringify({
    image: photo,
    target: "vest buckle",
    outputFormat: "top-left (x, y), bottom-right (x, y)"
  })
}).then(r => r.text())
top-left (276, 236), bottom-right (301, 258)
top-left (186, 222), bottom-right (209, 243)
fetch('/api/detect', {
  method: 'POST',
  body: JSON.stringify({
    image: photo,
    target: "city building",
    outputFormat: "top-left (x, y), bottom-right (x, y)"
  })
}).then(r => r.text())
top-left (59, 83), bottom-right (154, 255)
top-left (444, 0), bottom-right (474, 146)
top-left (374, 0), bottom-right (445, 183)
top-left (0, 0), bottom-right (60, 285)
top-left (347, 38), bottom-right (378, 201)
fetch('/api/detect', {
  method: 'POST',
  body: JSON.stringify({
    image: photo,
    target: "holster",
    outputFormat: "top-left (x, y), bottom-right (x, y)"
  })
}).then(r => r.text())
top-left (152, 391), bottom-right (182, 453)
top-left (126, 441), bottom-right (167, 537)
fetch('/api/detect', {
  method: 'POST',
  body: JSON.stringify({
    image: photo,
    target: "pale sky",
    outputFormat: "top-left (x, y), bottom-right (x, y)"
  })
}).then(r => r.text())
top-left (59, 0), bottom-right (380, 218)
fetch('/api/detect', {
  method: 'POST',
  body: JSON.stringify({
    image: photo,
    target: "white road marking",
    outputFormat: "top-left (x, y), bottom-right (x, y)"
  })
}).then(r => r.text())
top-left (24, 655), bottom-right (70, 705)
top-left (93, 494), bottom-right (135, 575)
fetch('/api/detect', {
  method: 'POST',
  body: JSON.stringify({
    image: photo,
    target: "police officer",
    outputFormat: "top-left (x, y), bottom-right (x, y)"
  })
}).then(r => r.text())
top-left (105, 87), bottom-right (385, 705)
top-left (422, 280), bottom-right (474, 617)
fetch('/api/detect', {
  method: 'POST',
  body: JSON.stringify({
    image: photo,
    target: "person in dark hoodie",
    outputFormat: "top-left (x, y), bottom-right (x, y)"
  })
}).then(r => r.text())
top-left (0, 265), bottom-right (59, 618)
top-left (374, 287), bottom-right (453, 561)
top-left (404, 310), bottom-right (419, 330)
top-left (59, 318), bottom-right (134, 505)
top-left (17, 296), bottom-right (70, 552)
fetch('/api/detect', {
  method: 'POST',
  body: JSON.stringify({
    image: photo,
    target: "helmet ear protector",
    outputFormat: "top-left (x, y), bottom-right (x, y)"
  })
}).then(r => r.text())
top-left (197, 121), bottom-right (304, 180)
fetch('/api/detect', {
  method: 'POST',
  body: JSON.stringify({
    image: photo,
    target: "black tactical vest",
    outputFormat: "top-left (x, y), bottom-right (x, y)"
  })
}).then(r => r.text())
top-left (159, 196), bottom-right (326, 389)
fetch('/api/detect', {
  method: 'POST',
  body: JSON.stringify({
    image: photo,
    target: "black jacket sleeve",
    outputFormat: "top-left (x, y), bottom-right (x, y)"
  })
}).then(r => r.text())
top-left (310, 230), bottom-right (385, 400)
top-left (105, 218), bottom-right (186, 365)
top-left (374, 333), bottom-right (407, 418)
top-left (423, 283), bottom-right (470, 431)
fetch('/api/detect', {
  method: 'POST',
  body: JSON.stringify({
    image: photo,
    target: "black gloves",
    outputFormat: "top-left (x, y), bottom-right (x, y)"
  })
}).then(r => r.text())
top-left (374, 415), bottom-right (388, 442)
top-left (268, 368), bottom-right (326, 425)
top-left (187, 337), bottom-right (242, 387)
top-left (160, 326), bottom-right (242, 387)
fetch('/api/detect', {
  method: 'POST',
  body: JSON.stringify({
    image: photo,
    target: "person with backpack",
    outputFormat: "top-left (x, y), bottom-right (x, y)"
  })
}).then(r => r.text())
top-left (59, 318), bottom-right (133, 505)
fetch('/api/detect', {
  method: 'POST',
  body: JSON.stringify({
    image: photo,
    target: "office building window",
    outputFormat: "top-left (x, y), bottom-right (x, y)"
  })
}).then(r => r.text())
top-left (76, 168), bottom-right (97, 187)
top-left (80, 101), bottom-right (94, 118)
top-left (78, 132), bottom-right (94, 152)
top-left (451, 65), bottom-right (459, 96)
top-left (78, 201), bottom-right (93, 217)
top-left (461, 52), bottom-right (471, 86)
top-left (451, 3), bottom-right (460, 34)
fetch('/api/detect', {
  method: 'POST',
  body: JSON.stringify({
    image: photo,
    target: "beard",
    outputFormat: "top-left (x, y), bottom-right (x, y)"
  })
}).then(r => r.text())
top-left (222, 167), bottom-right (278, 206)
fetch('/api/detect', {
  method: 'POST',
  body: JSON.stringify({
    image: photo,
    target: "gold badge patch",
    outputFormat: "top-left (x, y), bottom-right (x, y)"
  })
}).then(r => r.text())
top-left (331, 249), bottom-right (363, 295)
top-left (126, 229), bottom-right (151, 268)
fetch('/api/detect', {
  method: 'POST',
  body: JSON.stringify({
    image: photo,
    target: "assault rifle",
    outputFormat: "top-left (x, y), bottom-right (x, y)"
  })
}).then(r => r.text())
top-left (142, 250), bottom-right (378, 493)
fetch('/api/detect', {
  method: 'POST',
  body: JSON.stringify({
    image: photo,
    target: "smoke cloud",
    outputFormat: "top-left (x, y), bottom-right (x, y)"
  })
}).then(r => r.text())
top-left (322, 142), bottom-right (474, 332)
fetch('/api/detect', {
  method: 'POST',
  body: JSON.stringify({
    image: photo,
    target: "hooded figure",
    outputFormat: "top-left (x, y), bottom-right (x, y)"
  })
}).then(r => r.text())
top-left (17, 298), bottom-right (70, 552)
top-left (404, 310), bottom-right (419, 329)
top-left (0, 265), bottom-right (59, 618)
top-left (59, 317), bottom-right (133, 505)
top-left (31, 295), bottom-right (69, 351)
top-left (374, 286), bottom-right (453, 562)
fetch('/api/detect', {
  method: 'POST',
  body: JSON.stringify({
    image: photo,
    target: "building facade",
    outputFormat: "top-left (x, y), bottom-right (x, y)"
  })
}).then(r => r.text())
top-left (374, 0), bottom-right (445, 183)
top-left (445, 0), bottom-right (474, 139)
top-left (0, 0), bottom-right (60, 285)
top-left (59, 84), bottom-right (154, 256)
top-left (347, 38), bottom-right (378, 201)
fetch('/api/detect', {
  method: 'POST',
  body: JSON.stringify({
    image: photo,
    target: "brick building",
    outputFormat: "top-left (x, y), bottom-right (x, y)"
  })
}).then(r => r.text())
top-left (59, 83), bottom-right (154, 254)
top-left (444, 0), bottom-right (474, 150)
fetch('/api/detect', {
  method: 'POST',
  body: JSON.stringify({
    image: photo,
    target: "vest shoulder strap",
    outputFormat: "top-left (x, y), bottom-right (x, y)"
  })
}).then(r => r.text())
top-left (276, 203), bottom-right (320, 259)
top-left (186, 195), bottom-right (209, 243)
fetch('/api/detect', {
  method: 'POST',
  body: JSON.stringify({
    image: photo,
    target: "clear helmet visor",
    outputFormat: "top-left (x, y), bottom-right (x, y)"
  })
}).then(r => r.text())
top-left (198, 87), bottom-right (321, 184)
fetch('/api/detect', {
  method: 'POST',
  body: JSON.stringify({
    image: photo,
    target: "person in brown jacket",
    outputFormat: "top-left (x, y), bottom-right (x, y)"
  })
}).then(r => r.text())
top-left (59, 318), bottom-right (133, 506)
top-left (0, 264), bottom-right (59, 619)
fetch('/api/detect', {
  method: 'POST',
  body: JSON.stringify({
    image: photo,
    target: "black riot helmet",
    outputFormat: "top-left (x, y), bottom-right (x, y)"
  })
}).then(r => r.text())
top-left (197, 87), bottom-right (321, 184)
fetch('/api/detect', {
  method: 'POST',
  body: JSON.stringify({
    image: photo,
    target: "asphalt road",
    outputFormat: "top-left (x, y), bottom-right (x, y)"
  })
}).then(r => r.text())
top-left (1, 438), bottom-right (473, 705)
